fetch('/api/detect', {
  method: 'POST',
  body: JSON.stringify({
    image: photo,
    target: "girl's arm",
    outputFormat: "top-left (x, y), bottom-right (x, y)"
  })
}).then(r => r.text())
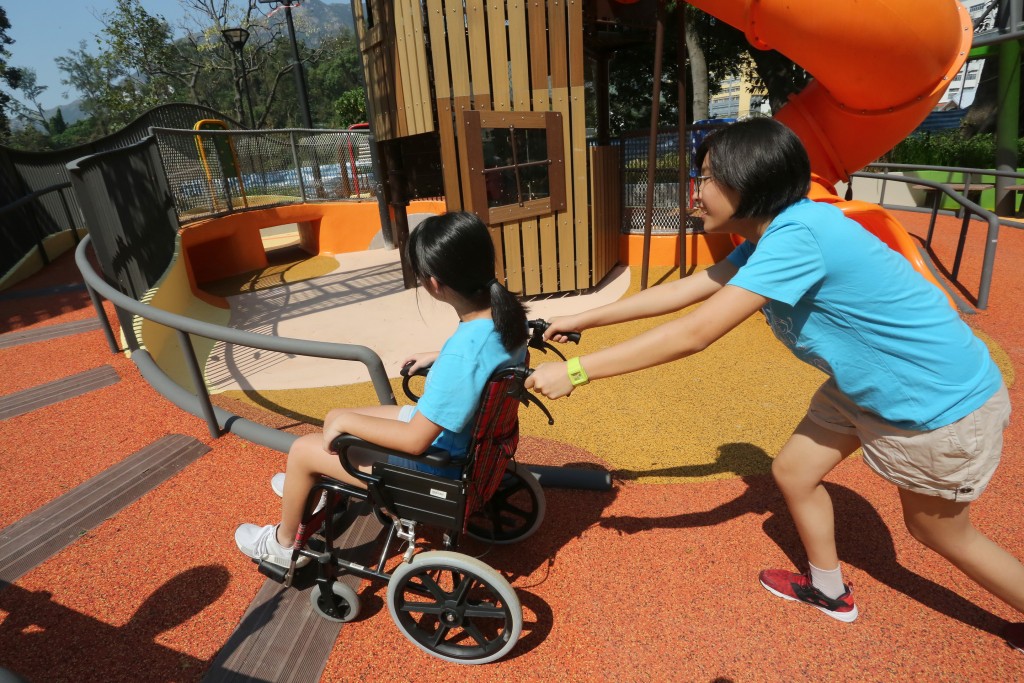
top-left (323, 411), bottom-right (442, 456)
top-left (526, 284), bottom-right (768, 399)
top-left (545, 258), bottom-right (739, 341)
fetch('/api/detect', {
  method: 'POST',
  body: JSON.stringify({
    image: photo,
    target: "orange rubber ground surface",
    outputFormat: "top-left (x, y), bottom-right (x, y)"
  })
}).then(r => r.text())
top-left (1, 211), bottom-right (1022, 681)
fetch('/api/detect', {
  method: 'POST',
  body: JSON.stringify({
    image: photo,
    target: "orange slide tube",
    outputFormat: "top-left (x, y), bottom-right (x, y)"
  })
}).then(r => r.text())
top-left (687, 0), bottom-right (969, 308)
top-left (687, 0), bottom-right (972, 186)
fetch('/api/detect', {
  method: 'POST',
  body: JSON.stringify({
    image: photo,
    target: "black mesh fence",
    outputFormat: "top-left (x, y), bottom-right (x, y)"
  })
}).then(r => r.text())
top-left (153, 128), bottom-right (376, 223)
top-left (67, 138), bottom-right (179, 300)
top-left (0, 104), bottom-right (243, 278)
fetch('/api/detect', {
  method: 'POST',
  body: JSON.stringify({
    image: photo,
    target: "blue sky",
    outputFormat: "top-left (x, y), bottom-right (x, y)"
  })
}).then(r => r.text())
top-left (6, 1), bottom-right (190, 109)
top-left (5, 1), bottom-right (348, 111)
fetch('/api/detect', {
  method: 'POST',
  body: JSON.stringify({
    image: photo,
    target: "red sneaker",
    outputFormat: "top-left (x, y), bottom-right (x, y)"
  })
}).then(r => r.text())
top-left (759, 568), bottom-right (859, 623)
top-left (1004, 623), bottom-right (1024, 653)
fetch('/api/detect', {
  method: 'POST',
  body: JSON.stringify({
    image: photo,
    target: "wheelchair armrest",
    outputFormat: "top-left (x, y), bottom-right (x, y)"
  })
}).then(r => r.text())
top-left (420, 447), bottom-right (453, 466)
top-left (329, 435), bottom-right (453, 484)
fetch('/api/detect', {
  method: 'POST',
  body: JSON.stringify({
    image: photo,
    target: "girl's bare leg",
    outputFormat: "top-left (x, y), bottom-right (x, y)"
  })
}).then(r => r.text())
top-left (899, 488), bottom-right (1024, 614)
top-left (772, 416), bottom-right (862, 569)
top-left (276, 404), bottom-right (404, 546)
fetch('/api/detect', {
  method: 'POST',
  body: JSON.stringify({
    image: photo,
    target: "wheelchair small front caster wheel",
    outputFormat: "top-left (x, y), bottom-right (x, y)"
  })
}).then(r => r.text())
top-left (387, 550), bottom-right (521, 664)
top-left (310, 581), bottom-right (360, 623)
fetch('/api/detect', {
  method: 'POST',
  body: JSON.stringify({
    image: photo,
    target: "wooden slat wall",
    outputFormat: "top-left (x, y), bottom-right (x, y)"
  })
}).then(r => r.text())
top-left (425, 3), bottom-right (461, 208)
top-left (528, 1), bottom-right (559, 294)
top-left (589, 146), bottom-right (622, 281)
top-left (356, 0), bottom-right (434, 141)
top-left (412, 1), bottom-right (605, 294)
top-left (567, 0), bottom-right (589, 287)
top-left (354, 1), bottom-right (396, 140)
top-left (402, 0), bottom-right (433, 135)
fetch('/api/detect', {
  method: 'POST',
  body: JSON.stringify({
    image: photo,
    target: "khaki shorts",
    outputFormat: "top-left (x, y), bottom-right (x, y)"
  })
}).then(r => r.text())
top-left (806, 379), bottom-right (1011, 502)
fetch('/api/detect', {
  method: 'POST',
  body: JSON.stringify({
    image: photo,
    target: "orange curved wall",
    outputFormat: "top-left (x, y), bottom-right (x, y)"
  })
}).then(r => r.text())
top-left (619, 232), bottom-right (735, 268)
top-left (179, 199), bottom-right (446, 303)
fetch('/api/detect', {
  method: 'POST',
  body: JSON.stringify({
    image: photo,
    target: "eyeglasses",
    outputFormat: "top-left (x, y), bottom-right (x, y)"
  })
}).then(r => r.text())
top-left (694, 175), bottom-right (713, 195)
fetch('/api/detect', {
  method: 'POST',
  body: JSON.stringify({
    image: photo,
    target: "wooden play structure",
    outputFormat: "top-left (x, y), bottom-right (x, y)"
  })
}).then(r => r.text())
top-left (354, 0), bottom-right (620, 297)
top-left (350, 0), bottom-right (972, 298)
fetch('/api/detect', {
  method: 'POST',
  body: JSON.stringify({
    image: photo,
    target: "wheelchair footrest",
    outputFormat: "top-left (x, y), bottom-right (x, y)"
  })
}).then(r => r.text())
top-left (256, 559), bottom-right (290, 584)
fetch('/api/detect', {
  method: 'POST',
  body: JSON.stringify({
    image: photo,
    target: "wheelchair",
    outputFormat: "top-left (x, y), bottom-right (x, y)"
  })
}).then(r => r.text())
top-left (253, 320), bottom-right (577, 664)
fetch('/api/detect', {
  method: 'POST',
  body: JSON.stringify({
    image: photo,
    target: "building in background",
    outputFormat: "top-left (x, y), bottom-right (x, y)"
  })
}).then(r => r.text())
top-left (707, 69), bottom-right (769, 119)
top-left (935, 1), bottom-right (997, 109)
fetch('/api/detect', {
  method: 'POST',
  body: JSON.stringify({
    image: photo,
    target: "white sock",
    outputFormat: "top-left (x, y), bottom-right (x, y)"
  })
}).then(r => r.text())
top-left (809, 562), bottom-right (846, 599)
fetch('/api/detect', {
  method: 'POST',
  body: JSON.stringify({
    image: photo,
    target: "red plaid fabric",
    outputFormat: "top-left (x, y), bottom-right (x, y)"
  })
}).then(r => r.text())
top-left (462, 369), bottom-right (523, 522)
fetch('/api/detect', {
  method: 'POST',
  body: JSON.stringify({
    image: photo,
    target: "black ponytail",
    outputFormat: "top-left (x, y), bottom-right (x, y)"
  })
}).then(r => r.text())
top-left (407, 212), bottom-right (528, 352)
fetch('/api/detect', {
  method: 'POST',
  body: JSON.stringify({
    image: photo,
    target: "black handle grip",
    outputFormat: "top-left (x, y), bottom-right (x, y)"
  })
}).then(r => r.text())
top-left (400, 360), bottom-right (429, 402)
top-left (527, 319), bottom-right (581, 361)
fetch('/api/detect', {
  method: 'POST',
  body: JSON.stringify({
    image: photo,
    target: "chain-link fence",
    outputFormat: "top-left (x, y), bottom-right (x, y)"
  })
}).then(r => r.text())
top-left (619, 129), bottom-right (685, 234)
top-left (616, 121), bottom-right (733, 235)
top-left (153, 128), bottom-right (376, 224)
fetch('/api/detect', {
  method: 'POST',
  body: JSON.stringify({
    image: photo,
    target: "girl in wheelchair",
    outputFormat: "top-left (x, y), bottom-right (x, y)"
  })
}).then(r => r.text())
top-left (235, 211), bottom-right (528, 569)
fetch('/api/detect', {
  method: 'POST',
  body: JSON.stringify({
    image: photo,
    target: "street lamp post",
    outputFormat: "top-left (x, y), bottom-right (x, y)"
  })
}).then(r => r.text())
top-left (257, 0), bottom-right (313, 128)
top-left (283, 3), bottom-right (314, 129)
top-left (221, 27), bottom-right (256, 128)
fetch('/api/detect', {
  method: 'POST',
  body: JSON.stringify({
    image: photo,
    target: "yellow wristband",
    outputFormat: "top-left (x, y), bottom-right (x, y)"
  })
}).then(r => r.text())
top-left (566, 357), bottom-right (589, 386)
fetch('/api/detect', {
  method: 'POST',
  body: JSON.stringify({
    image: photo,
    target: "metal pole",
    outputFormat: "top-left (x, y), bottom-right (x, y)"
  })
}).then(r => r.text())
top-left (84, 283), bottom-right (120, 354)
top-left (640, 4), bottom-right (666, 291)
top-left (677, 4), bottom-right (688, 277)
top-left (994, 1), bottom-right (1021, 216)
top-left (176, 329), bottom-right (221, 439)
top-left (977, 215), bottom-right (1000, 310)
top-left (241, 59), bottom-right (257, 129)
top-left (29, 197), bottom-right (51, 266)
top-left (285, 4), bottom-right (314, 129)
top-left (58, 188), bottom-right (80, 244)
top-left (289, 131), bottom-right (307, 201)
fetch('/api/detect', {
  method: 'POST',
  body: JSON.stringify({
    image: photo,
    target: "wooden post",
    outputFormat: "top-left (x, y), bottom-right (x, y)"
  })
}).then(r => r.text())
top-left (640, 1), bottom-right (665, 291)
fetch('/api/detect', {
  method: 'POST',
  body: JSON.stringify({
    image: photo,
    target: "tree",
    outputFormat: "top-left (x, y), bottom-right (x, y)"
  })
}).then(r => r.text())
top-left (56, 42), bottom-right (125, 136)
top-left (305, 29), bottom-right (363, 127)
top-left (683, 12), bottom-right (709, 121)
top-left (0, 7), bottom-right (24, 140)
top-left (603, 4), bottom-right (748, 133)
top-left (332, 88), bottom-right (366, 128)
top-left (49, 108), bottom-right (67, 136)
top-left (100, 0), bottom-right (192, 110)
top-left (8, 69), bottom-right (52, 133)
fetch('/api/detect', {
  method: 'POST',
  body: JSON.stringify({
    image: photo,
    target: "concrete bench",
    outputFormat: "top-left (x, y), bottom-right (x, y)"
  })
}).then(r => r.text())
top-left (179, 199), bottom-right (445, 291)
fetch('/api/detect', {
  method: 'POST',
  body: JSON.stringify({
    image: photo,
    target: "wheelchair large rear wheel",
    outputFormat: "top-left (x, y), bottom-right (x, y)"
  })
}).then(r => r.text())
top-left (466, 462), bottom-right (546, 544)
top-left (387, 550), bottom-right (522, 664)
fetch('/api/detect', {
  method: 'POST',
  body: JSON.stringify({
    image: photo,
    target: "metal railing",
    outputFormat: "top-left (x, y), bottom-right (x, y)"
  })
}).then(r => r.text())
top-left (849, 166), bottom-right (1016, 310)
top-left (152, 127), bottom-right (377, 225)
top-left (75, 234), bottom-right (395, 453)
top-left (860, 162), bottom-right (1024, 221)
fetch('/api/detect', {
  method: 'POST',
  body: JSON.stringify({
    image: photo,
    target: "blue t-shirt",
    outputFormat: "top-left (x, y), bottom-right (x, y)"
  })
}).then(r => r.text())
top-left (408, 318), bottom-right (526, 465)
top-left (727, 199), bottom-right (1002, 430)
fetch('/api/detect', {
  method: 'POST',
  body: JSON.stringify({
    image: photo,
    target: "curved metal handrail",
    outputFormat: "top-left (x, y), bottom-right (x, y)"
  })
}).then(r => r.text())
top-left (75, 234), bottom-right (396, 453)
top-left (849, 171), bottom-right (1004, 309)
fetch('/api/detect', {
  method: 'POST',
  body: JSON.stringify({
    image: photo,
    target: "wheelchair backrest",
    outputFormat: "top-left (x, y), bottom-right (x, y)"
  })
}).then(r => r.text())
top-left (462, 366), bottom-right (525, 521)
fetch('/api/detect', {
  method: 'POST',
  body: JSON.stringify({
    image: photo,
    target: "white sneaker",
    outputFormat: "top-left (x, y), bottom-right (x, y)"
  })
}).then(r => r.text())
top-left (270, 473), bottom-right (327, 514)
top-left (234, 523), bottom-right (310, 568)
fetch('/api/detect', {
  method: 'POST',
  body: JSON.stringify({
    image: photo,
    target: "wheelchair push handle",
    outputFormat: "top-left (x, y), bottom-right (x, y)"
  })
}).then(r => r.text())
top-left (527, 318), bottom-right (580, 362)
